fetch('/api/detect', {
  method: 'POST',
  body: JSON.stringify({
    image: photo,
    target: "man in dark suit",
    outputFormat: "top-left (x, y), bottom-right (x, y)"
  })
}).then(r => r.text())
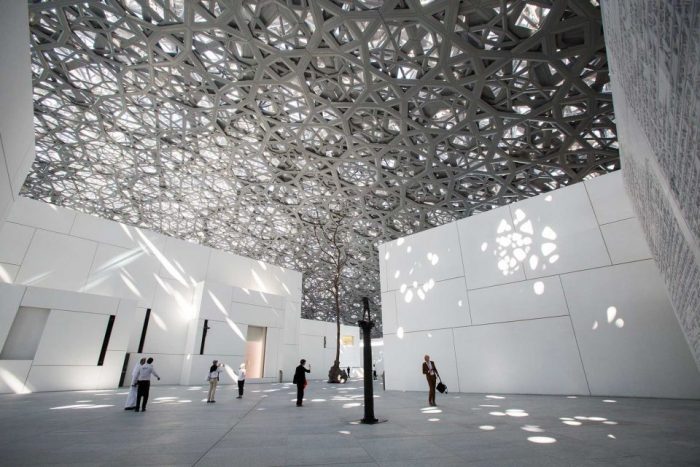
top-left (422, 354), bottom-right (439, 406)
top-left (293, 359), bottom-right (311, 406)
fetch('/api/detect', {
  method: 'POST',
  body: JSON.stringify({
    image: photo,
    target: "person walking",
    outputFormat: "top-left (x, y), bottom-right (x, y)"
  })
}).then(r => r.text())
top-left (346, 366), bottom-right (351, 378)
top-left (236, 363), bottom-right (246, 399)
top-left (124, 357), bottom-right (146, 410)
top-left (132, 357), bottom-right (160, 412)
top-left (422, 354), bottom-right (439, 406)
top-left (207, 360), bottom-right (224, 403)
top-left (293, 359), bottom-right (311, 407)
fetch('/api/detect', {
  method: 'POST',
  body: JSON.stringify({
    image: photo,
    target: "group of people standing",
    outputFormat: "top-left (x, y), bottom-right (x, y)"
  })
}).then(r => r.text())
top-left (206, 360), bottom-right (247, 403)
top-left (125, 357), bottom-right (160, 412)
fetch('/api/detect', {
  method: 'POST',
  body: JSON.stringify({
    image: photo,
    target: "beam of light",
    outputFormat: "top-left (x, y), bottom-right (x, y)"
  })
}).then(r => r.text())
top-left (0, 368), bottom-right (31, 394)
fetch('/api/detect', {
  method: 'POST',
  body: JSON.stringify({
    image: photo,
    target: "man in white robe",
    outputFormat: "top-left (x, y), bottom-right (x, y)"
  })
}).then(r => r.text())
top-left (124, 357), bottom-right (146, 410)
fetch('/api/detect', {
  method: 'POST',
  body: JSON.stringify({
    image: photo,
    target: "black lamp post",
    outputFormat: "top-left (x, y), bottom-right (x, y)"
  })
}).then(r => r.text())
top-left (358, 297), bottom-right (378, 424)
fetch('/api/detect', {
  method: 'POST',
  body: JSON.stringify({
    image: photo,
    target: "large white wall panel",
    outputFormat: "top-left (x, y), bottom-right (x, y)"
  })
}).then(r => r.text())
top-left (395, 276), bottom-right (470, 332)
top-left (70, 212), bottom-right (144, 249)
top-left (584, 171), bottom-right (635, 225)
top-left (232, 287), bottom-right (284, 309)
top-left (299, 334), bottom-right (325, 373)
top-left (125, 353), bottom-right (183, 385)
top-left (232, 302), bottom-right (283, 328)
top-left (384, 222), bottom-right (464, 291)
top-left (16, 230), bottom-right (97, 291)
top-left (97, 350), bottom-right (127, 388)
top-left (600, 218), bottom-right (652, 264)
top-left (0, 222), bottom-right (34, 265)
top-left (378, 243), bottom-right (389, 293)
top-left (0, 283), bottom-right (24, 349)
top-left (7, 197), bottom-right (76, 234)
top-left (453, 317), bottom-right (589, 395)
top-left (561, 260), bottom-right (700, 399)
top-left (283, 303), bottom-right (300, 345)
top-left (468, 276), bottom-right (568, 325)
top-left (126, 307), bottom-right (148, 352)
top-left (515, 183), bottom-right (611, 278)
top-left (83, 243), bottom-right (160, 305)
top-left (158, 237), bottom-right (210, 285)
top-left (33, 310), bottom-right (109, 366)
top-left (204, 319), bottom-right (248, 357)
top-left (380, 291), bottom-right (398, 334)
top-left (383, 329), bottom-right (459, 393)
top-left (143, 277), bottom-right (194, 355)
top-left (0, 360), bottom-right (32, 394)
top-left (0, 1), bottom-right (34, 203)
top-left (199, 282), bottom-right (233, 321)
top-left (25, 365), bottom-right (103, 392)
top-left (108, 300), bottom-right (138, 352)
top-left (457, 205), bottom-right (526, 289)
top-left (21, 286), bottom-right (120, 315)
top-left (0, 263), bottom-right (19, 284)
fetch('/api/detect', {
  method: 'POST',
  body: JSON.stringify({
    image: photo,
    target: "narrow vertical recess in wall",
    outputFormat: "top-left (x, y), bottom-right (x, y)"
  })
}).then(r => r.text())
top-left (118, 353), bottom-right (130, 387)
top-left (200, 319), bottom-right (209, 355)
top-left (97, 315), bottom-right (115, 366)
top-left (558, 276), bottom-right (592, 395)
top-left (137, 308), bottom-right (150, 353)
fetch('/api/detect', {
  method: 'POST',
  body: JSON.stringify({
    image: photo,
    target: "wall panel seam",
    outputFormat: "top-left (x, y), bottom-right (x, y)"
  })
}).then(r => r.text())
top-left (557, 275), bottom-right (592, 396)
top-left (583, 182), bottom-right (613, 267)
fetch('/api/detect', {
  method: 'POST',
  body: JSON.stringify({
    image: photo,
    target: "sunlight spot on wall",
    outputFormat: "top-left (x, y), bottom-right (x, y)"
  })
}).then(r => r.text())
top-left (542, 226), bottom-right (557, 240)
top-left (151, 311), bottom-right (168, 331)
top-left (513, 248), bottom-right (527, 261)
top-left (607, 306), bottom-right (617, 323)
top-left (207, 290), bottom-right (228, 316)
top-left (397, 327), bottom-right (404, 339)
top-left (608, 434), bottom-right (616, 439)
top-left (0, 265), bottom-right (14, 283)
top-left (404, 289), bottom-right (413, 303)
top-left (519, 220), bottom-right (534, 235)
top-left (400, 284), bottom-right (407, 293)
top-left (513, 209), bottom-right (526, 224)
top-left (394, 270), bottom-right (400, 279)
top-left (24, 271), bottom-right (52, 285)
top-left (406, 246), bottom-right (412, 253)
top-left (528, 436), bottom-right (556, 444)
top-left (256, 260), bottom-right (268, 270)
top-left (615, 318), bottom-right (624, 328)
top-left (497, 219), bottom-right (512, 234)
top-left (479, 425), bottom-right (495, 431)
top-left (120, 272), bottom-right (142, 298)
top-left (457, 300), bottom-right (463, 307)
top-left (225, 318), bottom-right (247, 342)
top-left (0, 368), bottom-right (31, 394)
top-left (533, 281), bottom-right (545, 295)
top-left (548, 254), bottom-right (559, 264)
top-left (396, 238), bottom-right (405, 246)
top-left (481, 241), bottom-right (488, 252)
top-left (592, 320), bottom-right (598, 330)
top-left (384, 251), bottom-right (390, 260)
top-left (522, 425), bottom-right (544, 433)
top-left (408, 268), bottom-right (414, 276)
top-left (545, 195), bottom-right (553, 202)
top-left (135, 229), bottom-right (188, 287)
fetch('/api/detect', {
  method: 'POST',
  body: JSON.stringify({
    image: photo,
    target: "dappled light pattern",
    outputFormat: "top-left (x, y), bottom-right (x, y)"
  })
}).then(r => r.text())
top-left (23, 1), bottom-right (617, 329)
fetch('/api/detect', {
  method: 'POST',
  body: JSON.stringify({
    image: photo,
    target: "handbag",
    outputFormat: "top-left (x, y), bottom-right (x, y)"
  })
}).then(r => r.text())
top-left (436, 377), bottom-right (447, 394)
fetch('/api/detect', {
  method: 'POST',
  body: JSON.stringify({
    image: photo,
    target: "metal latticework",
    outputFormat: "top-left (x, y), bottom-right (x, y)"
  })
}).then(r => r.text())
top-left (23, 0), bottom-right (618, 331)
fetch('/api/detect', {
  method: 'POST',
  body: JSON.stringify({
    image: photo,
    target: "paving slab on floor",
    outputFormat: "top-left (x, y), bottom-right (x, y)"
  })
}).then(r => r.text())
top-left (0, 380), bottom-right (698, 466)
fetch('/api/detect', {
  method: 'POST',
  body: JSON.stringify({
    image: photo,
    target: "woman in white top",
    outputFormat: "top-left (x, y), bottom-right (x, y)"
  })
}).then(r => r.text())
top-left (236, 363), bottom-right (246, 399)
top-left (207, 360), bottom-right (223, 403)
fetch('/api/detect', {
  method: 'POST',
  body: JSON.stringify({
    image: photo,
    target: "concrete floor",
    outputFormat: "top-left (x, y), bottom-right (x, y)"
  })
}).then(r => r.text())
top-left (0, 380), bottom-right (699, 466)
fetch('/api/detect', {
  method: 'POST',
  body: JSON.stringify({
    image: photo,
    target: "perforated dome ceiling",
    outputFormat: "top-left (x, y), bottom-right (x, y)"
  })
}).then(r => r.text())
top-left (23, 0), bottom-right (618, 331)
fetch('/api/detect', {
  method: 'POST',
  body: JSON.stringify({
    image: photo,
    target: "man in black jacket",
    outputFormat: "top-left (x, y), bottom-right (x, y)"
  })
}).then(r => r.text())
top-left (293, 359), bottom-right (311, 407)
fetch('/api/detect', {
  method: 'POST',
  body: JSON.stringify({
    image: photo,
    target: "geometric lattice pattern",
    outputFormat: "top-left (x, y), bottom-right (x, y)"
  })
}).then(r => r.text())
top-left (23, 0), bottom-right (618, 332)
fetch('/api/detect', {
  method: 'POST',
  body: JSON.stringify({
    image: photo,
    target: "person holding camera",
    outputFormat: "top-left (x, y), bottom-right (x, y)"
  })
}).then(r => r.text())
top-left (207, 360), bottom-right (224, 403)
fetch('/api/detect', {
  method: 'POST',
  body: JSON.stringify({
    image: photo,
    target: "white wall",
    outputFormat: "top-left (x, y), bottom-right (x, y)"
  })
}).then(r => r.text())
top-left (298, 319), bottom-right (361, 379)
top-left (0, 283), bottom-right (135, 394)
top-left (0, 197), bottom-right (303, 391)
top-left (380, 172), bottom-right (700, 399)
top-left (0, 2), bottom-right (35, 227)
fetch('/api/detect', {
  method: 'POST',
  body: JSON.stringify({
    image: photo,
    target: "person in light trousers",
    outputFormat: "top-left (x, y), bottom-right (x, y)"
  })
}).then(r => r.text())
top-left (207, 360), bottom-right (224, 403)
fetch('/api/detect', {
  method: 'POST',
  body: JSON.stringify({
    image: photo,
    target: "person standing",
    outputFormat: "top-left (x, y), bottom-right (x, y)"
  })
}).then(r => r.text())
top-left (236, 363), bottom-right (246, 399)
top-left (293, 359), bottom-right (311, 407)
top-left (422, 355), bottom-right (439, 406)
top-left (132, 357), bottom-right (160, 412)
top-left (346, 366), bottom-right (351, 378)
top-left (207, 360), bottom-right (224, 403)
top-left (124, 357), bottom-right (146, 410)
